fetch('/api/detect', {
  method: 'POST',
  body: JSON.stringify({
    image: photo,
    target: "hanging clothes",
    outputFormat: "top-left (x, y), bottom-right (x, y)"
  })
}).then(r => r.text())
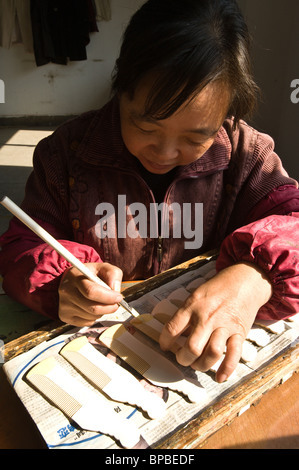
top-left (0, 0), bottom-right (34, 53)
top-left (30, 0), bottom-right (98, 66)
top-left (94, 0), bottom-right (111, 21)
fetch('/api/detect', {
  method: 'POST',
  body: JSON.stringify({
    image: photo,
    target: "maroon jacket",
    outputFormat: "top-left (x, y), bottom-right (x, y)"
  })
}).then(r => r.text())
top-left (1, 97), bottom-right (299, 320)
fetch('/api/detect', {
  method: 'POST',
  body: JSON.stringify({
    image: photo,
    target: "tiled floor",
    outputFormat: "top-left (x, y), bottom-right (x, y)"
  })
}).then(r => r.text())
top-left (0, 127), bottom-right (54, 235)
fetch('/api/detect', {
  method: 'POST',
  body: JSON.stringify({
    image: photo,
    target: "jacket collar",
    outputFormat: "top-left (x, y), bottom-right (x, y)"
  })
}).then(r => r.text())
top-left (76, 96), bottom-right (232, 175)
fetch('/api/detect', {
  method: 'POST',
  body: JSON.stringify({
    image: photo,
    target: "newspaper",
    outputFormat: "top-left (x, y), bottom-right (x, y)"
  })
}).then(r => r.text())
top-left (3, 260), bottom-right (299, 449)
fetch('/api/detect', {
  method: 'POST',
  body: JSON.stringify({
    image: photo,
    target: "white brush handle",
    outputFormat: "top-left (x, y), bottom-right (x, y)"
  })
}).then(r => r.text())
top-left (0, 196), bottom-right (139, 317)
top-left (0, 197), bottom-right (107, 286)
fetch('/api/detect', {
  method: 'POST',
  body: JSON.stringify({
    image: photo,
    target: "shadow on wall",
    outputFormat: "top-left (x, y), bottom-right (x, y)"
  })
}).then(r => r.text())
top-left (0, 79), bottom-right (4, 104)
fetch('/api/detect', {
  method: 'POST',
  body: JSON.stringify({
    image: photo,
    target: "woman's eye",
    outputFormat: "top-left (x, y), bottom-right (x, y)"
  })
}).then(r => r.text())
top-left (139, 127), bottom-right (154, 134)
top-left (136, 124), bottom-right (155, 134)
top-left (130, 118), bottom-right (154, 134)
top-left (187, 140), bottom-right (203, 147)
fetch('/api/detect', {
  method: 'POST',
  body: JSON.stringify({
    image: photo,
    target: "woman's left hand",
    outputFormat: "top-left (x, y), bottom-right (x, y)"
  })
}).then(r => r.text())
top-left (159, 262), bottom-right (272, 383)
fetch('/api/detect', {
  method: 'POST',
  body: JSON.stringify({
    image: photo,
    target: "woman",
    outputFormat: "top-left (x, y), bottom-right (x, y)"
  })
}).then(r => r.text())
top-left (1, 0), bottom-right (298, 382)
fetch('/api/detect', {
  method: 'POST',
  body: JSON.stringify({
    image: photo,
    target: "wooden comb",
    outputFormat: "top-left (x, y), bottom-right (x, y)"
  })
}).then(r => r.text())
top-left (26, 356), bottom-right (141, 448)
top-left (60, 336), bottom-right (166, 419)
top-left (99, 324), bottom-right (207, 404)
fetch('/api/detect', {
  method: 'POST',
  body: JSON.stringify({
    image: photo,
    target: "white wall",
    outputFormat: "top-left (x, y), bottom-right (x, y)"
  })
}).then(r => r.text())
top-left (0, 0), bottom-right (145, 117)
top-left (0, 0), bottom-right (298, 179)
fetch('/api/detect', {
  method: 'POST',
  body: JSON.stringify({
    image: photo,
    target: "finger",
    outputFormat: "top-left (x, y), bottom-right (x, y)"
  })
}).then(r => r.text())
top-left (159, 306), bottom-right (193, 352)
top-left (175, 322), bottom-right (211, 367)
top-left (72, 294), bottom-right (120, 318)
top-left (59, 292), bottom-right (120, 323)
top-left (67, 316), bottom-right (96, 328)
top-left (58, 299), bottom-right (96, 326)
top-left (60, 303), bottom-right (120, 327)
top-left (190, 328), bottom-right (228, 372)
top-left (75, 275), bottom-right (123, 305)
top-left (98, 263), bottom-right (123, 292)
top-left (216, 334), bottom-right (243, 383)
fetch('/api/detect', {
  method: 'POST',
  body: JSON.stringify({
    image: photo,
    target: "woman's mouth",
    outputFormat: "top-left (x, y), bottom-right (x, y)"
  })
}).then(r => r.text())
top-left (143, 157), bottom-right (176, 173)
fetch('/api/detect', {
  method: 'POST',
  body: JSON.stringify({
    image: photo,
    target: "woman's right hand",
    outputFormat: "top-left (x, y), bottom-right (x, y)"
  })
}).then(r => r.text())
top-left (58, 262), bottom-right (124, 327)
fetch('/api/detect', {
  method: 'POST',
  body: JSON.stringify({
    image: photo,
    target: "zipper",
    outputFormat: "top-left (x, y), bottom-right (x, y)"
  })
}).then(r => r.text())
top-left (99, 164), bottom-right (228, 274)
top-left (157, 236), bottom-right (163, 268)
top-left (152, 166), bottom-right (228, 272)
top-left (112, 169), bottom-right (206, 274)
top-left (118, 169), bottom-right (163, 273)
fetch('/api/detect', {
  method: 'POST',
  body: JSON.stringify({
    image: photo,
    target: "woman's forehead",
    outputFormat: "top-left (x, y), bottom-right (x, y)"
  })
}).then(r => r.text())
top-left (121, 79), bottom-right (231, 130)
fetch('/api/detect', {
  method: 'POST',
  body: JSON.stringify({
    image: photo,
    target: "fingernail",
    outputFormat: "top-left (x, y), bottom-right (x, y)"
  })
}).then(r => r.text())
top-left (218, 373), bottom-right (228, 383)
top-left (113, 280), bottom-right (121, 293)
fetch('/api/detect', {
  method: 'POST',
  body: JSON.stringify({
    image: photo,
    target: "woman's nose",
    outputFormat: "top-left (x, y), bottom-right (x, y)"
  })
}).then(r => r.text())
top-left (151, 138), bottom-right (179, 162)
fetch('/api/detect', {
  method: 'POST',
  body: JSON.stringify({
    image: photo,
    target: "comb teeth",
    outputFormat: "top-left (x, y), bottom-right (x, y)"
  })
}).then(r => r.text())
top-left (185, 276), bottom-right (206, 293)
top-left (131, 315), bottom-right (161, 343)
top-left (61, 350), bottom-right (111, 389)
top-left (166, 287), bottom-right (190, 308)
top-left (25, 356), bottom-right (142, 448)
top-left (100, 324), bottom-right (207, 403)
top-left (100, 323), bottom-right (183, 384)
top-left (107, 338), bottom-right (150, 376)
top-left (151, 299), bottom-right (178, 322)
top-left (130, 314), bottom-right (186, 354)
top-left (26, 372), bottom-right (82, 417)
top-left (152, 313), bottom-right (172, 324)
top-left (60, 336), bottom-right (167, 420)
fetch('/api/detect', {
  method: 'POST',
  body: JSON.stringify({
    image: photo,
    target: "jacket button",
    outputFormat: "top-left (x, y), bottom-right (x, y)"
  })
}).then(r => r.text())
top-left (72, 219), bottom-right (80, 230)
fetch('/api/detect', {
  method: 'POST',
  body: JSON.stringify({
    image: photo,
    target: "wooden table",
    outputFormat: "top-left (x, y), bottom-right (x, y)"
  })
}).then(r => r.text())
top-left (1, 254), bottom-right (299, 449)
top-left (201, 371), bottom-right (299, 449)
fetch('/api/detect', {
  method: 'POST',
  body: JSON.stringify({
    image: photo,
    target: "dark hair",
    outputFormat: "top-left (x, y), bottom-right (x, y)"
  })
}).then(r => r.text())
top-left (112, 0), bottom-right (259, 125)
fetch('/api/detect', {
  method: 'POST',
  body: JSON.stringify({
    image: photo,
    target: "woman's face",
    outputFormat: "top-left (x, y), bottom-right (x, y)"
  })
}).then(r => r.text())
top-left (119, 79), bottom-right (231, 174)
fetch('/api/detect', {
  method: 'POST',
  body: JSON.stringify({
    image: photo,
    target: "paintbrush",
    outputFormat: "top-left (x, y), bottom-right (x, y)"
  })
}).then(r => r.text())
top-left (0, 196), bottom-right (139, 318)
top-left (26, 356), bottom-right (141, 448)
top-left (60, 335), bottom-right (166, 419)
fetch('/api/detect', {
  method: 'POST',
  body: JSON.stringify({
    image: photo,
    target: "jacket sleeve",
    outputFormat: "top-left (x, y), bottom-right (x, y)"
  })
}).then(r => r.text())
top-left (216, 186), bottom-right (299, 320)
top-left (0, 217), bottom-right (102, 319)
top-left (0, 131), bottom-right (102, 319)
